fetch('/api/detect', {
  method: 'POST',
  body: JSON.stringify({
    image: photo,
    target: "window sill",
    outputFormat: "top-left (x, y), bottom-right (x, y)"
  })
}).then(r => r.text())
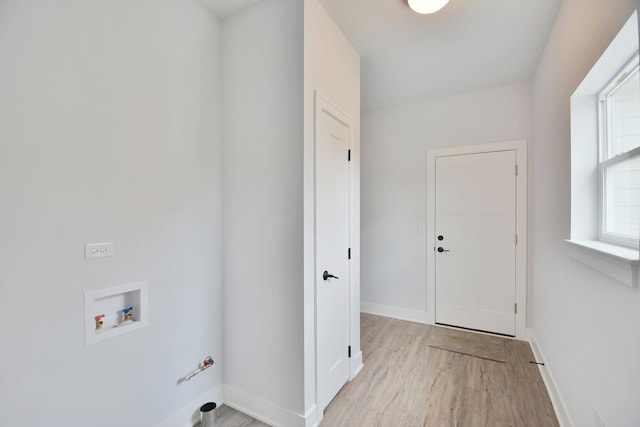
top-left (566, 240), bottom-right (639, 288)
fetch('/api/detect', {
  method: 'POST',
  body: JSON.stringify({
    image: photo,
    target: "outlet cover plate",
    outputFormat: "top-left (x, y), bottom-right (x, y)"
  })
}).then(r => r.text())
top-left (85, 242), bottom-right (114, 260)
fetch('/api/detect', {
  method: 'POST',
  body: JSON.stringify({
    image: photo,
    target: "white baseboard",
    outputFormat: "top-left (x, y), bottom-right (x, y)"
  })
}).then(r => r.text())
top-left (360, 301), bottom-right (429, 324)
top-left (223, 384), bottom-right (307, 427)
top-left (303, 404), bottom-right (318, 427)
top-left (527, 328), bottom-right (574, 427)
top-left (152, 348), bottom-right (361, 427)
top-left (154, 385), bottom-right (223, 427)
top-left (350, 350), bottom-right (363, 380)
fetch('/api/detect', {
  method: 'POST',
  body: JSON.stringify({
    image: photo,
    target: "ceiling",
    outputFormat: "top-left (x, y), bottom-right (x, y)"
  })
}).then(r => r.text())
top-left (198, 0), bottom-right (564, 110)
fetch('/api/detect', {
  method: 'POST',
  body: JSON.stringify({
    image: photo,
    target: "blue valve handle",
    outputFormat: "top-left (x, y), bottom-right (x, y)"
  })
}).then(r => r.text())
top-left (122, 307), bottom-right (133, 314)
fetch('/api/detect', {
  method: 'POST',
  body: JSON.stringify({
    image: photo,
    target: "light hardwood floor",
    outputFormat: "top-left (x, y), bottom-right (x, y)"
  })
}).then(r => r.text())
top-left (207, 404), bottom-right (269, 427)
top-left (215, 313), bottom-right (559, 427)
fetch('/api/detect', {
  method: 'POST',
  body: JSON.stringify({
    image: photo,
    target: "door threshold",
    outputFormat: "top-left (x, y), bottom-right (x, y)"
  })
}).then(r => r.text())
top-left (435, 322), bottom-right (515, 339)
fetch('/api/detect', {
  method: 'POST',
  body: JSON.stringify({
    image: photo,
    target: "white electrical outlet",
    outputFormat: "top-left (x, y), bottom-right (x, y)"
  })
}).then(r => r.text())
top-left (84, 242), bottom-right (114, 260)
top-left (594, 408), bottom-right (605, 427)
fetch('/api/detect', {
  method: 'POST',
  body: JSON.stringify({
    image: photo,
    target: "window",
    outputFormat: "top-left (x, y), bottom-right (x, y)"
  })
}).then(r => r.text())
top-left (568, 10), bottom-right (639, 288)
top-left (598, 54), bottom-right (640, 248)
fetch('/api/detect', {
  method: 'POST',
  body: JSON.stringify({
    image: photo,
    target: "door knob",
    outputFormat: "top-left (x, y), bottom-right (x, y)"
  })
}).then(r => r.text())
top-left (323, 271), bottom-right (339, 280)
top-left (437, 247), bottom-right (450, 253)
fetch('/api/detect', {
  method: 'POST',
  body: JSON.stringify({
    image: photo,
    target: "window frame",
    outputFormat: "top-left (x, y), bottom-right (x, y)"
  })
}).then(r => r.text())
top-left (597, 53), bottom-right (640, 249)
top-left (568, 10), bottom-right (639, 288)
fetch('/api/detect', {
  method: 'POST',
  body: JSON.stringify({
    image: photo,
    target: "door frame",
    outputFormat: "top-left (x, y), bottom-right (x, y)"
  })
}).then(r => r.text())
top-left (313, 92), bottom-right (362, 418)
top-left (426, 140), bottom-right (528, 339)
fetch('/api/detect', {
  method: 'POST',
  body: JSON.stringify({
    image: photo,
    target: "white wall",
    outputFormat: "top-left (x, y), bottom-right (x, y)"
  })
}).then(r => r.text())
top-left (0, 1), bottom-right (224, 426)
top-left (222, 0), bottom-right (305, 421)
top-left (303, 0), bottom-right (361, 420)
top-left (223, 2), bottom-right (360, 424)
top-left (530, 1), bottom-right (640, 426)
top-left (361, 83), bottom-right (532, 317)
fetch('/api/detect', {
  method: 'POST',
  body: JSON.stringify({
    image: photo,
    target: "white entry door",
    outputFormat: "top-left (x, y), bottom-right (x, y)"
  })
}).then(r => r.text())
top-left (434, 150), bottom-right (517, 336)
top-left (315, 96), bottom-right (351, 411)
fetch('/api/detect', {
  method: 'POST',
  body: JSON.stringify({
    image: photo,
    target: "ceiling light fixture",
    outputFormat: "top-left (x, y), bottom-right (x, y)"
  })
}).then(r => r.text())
top-left (407, 0), bottom-right (449, 14)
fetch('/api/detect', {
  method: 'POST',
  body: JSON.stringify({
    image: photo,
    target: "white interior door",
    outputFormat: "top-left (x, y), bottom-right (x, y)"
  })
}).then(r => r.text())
top-left (435, 150), bottom-right (517, 336)
top-left (315, 97), bottom-right (351, 411)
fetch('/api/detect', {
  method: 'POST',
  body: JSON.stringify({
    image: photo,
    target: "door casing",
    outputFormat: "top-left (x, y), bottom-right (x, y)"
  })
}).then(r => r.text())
top-left (426, 140), bottom-right (528, 339)
top-left (313, 93), bottom-right (362, 418)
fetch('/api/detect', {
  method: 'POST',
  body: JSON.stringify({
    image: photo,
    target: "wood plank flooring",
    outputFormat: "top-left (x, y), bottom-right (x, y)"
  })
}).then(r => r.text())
top-left (214, 313), bottom-right (559, 427)
top-left (207, 404), bottom-right (269, 427)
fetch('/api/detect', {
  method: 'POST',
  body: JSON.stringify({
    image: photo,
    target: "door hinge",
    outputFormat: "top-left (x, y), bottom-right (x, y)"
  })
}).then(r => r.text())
top-left (515, 165), bottom-right (519, 176)
top-left (348, 248), bottom-right (351, 260)
top-left (348, 149), bottom-right (351, 162)
top-left (348, 346), bottom-right (352, 358)
top-left (515, 234), bottom-right (518, 245)
top-left (514, 303), bottom-right (518, 314)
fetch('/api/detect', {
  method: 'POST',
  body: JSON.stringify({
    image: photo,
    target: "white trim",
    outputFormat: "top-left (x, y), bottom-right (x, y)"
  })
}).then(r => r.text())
top-left (426, 140), bottom-right (528, 339)
top-left (349, 350), bottom-right (363, 380)
top-left (571, 11), bottom-right (639, 252)
top-left (153, 384), bottom-right (318, 427)
top-left (153, 385), bottom-right (223, 427)
top-left (313, 92), bottom-right (361, 419)
top-left (527, 329), bottom-right (574, 427)
top-left (303, 405), bottom-right (319, 427)
top-left (223, 384), bottom-right (308, 427)
top-left (344, 91), bottom-right (363, 395)
top-left (566, 239), bottom-right (639, 287)
top-left (360, 301), bottom-right (429, 324)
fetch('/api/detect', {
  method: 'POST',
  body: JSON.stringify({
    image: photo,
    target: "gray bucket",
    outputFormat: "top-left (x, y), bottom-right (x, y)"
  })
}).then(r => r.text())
top-left (199, 402), bottom-right (217, 427)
